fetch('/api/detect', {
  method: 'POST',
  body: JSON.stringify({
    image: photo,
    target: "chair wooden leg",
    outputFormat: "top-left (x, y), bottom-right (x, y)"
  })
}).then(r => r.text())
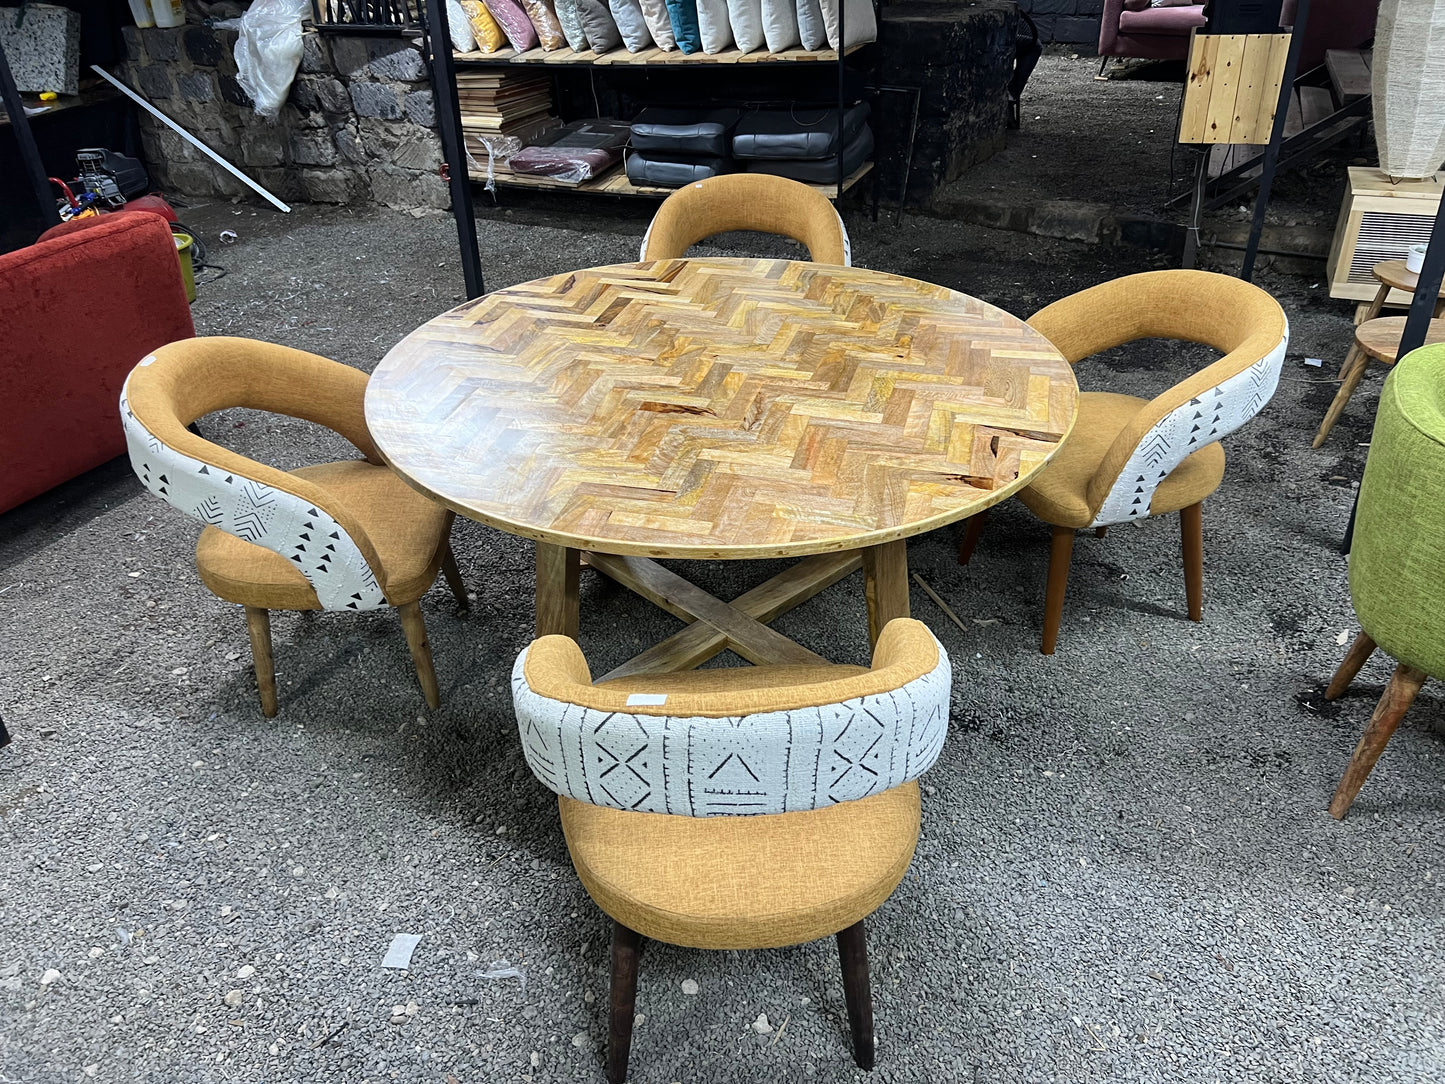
top-left (244, 606), bottom-right (278, 718)
top-left (1041, 526), bottom-right (1075, 655)
top-left (1313, 348), bottom-right (1370, 448)
top-left (1328, 663), bottom-right (1427, 819)
top-left (1181, 502), bottom-right (1203, 622)
top-left (836, 920), bottom-right (875, 1071)
top-left (440, 541), bottom-right (468, 609)
top-left (396, 601), bottom-right (441, 709)
top-left (1326, 631), bottom-right (1377, 700)
top-left (607, 921), bottom-right (642, 1084)
top-left (1094, 526), bottom-right (1108, 538)
top-left (957, 509), bottom-right (990, 565)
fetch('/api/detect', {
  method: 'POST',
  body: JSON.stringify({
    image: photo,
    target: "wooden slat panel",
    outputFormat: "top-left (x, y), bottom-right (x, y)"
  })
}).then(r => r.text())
top-left (1231, 34), bottom-right (1278, 143)
top-left (1180, 33), bottom-right (1218, 143)
top-left (1202, 34), bottom-right (1247, 143)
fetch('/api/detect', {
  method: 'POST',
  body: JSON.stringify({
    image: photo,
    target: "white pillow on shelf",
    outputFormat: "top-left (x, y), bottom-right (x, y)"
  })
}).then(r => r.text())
top-left (639, 0), bottom-right (678, 48)
top-left (795, 0), bottom-right (825, 50)
top-left (819, 0), bottom-right (875, 49)
top-left (696, 0), bottom-right (734, 52)
top-left (761, 0), bottom-right (799, 51)
top-left (727, 0), bottom-right (764, 52)
top-left (609, 0), bottom-right (656, 49)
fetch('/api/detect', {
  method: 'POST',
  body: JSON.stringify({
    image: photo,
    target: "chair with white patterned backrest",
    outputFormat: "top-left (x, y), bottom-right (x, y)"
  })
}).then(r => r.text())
top-left (639, 173), bottom-right (852, 266)
top-left (120, 336), bottom-right (468, 717)
top-left (510, 617), bottom-right (950, 1083)
top-left (957, 269), bottom-right (1289, 654)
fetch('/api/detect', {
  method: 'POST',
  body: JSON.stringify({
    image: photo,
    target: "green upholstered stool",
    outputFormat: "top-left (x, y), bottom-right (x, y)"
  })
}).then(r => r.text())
top-left (1325, 343), bottom-right (1445, 818)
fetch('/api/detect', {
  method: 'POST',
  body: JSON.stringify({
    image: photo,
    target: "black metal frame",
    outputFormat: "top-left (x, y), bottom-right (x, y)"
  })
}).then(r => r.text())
top-left (0, 34), bottom-right (61, 230)
top-left (425, 0), bottom-right (881, 298)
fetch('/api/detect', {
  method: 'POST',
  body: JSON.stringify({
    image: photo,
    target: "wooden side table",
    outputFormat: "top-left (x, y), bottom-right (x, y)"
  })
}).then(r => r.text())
top-left (1351, 259), bottom-right (1445, 326)
top-left (1315, 315), bottom-right (1445, 447)
top-left (367, 259), bottom-right (1078, 677)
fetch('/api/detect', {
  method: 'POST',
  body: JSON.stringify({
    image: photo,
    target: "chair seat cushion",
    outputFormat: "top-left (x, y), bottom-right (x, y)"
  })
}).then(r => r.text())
top-left (1018, 391), bottom-right (1225, 528)
top-left (196, 460), bottom-right (449, 610)
top-left (559, 780), bottom-right (919, 949)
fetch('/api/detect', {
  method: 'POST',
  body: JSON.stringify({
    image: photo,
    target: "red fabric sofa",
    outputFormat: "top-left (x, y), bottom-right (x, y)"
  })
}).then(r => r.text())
top-left (0, 213), bottom-right (195, 515)
top-left (1099, 0), bottom-right (1379, 70)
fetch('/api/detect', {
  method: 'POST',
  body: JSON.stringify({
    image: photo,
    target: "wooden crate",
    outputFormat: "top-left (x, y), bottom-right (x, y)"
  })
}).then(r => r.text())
top-left (1327, 167), bottom-right (1444, 304)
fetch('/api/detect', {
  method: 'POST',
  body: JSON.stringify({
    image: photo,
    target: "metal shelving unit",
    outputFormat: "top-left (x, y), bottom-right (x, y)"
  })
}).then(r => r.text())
top-left (423, 0), bottom-right (878, 297)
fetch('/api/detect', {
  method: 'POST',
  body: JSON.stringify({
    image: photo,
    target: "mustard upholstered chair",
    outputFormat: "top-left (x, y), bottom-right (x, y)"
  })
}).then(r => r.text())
top-left (1323, 344), bottom-right (1445, 818)
top-left (511, 619), bottom-right (950, 1083)
top-left (639, 173), bottom-right (851, 265)
top-left (120, 337), bottom-right (467, 717)
top-left (958, 270), bottom-right (1289, 653)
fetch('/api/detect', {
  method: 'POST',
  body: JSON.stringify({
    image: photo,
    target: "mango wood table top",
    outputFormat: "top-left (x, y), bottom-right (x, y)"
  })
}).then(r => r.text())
top-left (367, 258), bottom-right (1078, 559)
top-left (1355, 316), bottom-right (1445, 363)
top-left (1373, 259), bottom-right (1445, 297)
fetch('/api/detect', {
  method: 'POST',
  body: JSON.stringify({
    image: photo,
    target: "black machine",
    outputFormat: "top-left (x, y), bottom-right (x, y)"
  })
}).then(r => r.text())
top-left (74, 147), bottom-right (149, 207)
top-left (1205, 0), bottom-right (1288, 34)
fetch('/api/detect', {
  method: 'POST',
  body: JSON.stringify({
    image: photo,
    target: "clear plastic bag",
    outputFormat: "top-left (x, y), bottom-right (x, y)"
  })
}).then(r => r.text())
top-left (217, 0), bottom-right (310, 119)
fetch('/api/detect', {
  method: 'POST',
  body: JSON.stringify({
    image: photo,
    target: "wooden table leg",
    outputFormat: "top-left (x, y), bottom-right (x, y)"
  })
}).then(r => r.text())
top-left (535, 543), bottom-right (580, 638)
top-left (861, 539), bottom-right (910, 648)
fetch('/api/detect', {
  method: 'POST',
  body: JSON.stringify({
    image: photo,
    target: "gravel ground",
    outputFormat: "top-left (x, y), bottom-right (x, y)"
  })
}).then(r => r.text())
top-left (1, 185), bottom-right (1442, 1084)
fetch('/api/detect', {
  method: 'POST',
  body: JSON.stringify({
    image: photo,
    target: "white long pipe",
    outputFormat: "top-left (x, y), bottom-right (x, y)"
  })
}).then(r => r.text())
top-left (90, 64), bottom-right (291, 213)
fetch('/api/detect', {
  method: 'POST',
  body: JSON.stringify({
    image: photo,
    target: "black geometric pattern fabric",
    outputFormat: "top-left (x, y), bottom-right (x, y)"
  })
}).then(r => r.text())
top-left (1091, 329), bottom-right (1288, 527)
top-left (510, 634), bottom-right (950, 817)
top-left (119, 369), bottom-right (386, 611)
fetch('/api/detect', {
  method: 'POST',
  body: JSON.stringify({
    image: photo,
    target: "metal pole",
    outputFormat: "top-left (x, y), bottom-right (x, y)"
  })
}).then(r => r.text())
top-left (1239, 0), bottom-right (1311, 281)
top-left (1340, 191), bottom-right (1445, 554)
top-left (0, 37), bottom-right (60, 229)
top-left (836, 0), bottom-right (846, 202)
top-left (424, 0), bottom-right (484, 298)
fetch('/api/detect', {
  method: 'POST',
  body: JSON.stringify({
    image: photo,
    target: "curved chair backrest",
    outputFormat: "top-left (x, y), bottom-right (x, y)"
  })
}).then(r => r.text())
top-left (1351, 344), bottom-right (1445, 678)
top-left (120, 336), bottom-right (389, 612)
top-left (639, 174), bottom-right (852, 266)
top-left (1028, 269), bottom-right (1289, 527)
top-left (512, 619), bottom-right (949, 816)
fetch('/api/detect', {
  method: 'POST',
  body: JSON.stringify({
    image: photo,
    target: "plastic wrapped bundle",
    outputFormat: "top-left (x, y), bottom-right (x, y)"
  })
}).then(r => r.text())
top-left (520, 0), bottom-right (567, 49)
top-left (509, 119), bottom-right (632, 183)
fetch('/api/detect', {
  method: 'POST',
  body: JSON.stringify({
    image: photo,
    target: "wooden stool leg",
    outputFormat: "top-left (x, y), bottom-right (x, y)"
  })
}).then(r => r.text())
top-left (1328, 663), bottom-right (1427, 819)
top-left (836, 920), bottom-right (875, 1071)
top-left (396, 601), bottom-right (441, 709)
top-left (1354, 283), bottom-right (1388, 329)
top-left (536, 543), bottom-right (581, 639)
top-left (607, 921), bottom-right (642, 1084)
top-left (440, 540), bottom-right (468, 609)
top-left (957, 509), bottom-right (990, 565)
top-left (1095, 526), bottom-right (1108, 538)
top-left (1181, 502), bottom-right (1204, 622)
top-left (244, 606), bottom-right (278, 718)
top-left (1326, 631), bottom-right (1377, 700)
top-left (1313, 349), bottom-right (1370, 448)
top-left (1041, 526), bottom-right (1075, 655)
top-left (862, 539), bottom-right (910, 648)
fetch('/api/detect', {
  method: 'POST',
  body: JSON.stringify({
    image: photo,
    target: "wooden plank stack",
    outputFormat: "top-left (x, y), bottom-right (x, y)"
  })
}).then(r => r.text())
top-left (457, 71), bottom-right (558, 174)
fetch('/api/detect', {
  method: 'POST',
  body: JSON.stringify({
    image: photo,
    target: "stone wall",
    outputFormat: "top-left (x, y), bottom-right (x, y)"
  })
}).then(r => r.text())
top-left (1017, 0), bottom-right (1104, 47)
top-left (876, 1), bottom-right (1018, 206)
top-left (119, 25), bottom-right (448, 209)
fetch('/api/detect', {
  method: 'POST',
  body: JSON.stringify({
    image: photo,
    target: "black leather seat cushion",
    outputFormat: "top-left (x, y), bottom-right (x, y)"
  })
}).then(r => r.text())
top-left (732, 103), bottom-right (871, 161)
top-left (630, 108), bottom-right (743, 157)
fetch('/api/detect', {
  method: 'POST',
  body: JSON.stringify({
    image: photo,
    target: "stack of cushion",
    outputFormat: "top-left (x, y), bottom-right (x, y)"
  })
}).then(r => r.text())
top-left (523, 0), bottom-right (873, 54)
top-left (732, 102), bottom-right (872, 184)
top-left (626, 107), bottom-right (742, 187)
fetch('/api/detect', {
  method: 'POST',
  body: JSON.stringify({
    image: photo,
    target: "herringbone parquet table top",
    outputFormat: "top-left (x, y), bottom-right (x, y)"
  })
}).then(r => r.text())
top-left (367, 259), bottom-right (1078, 558)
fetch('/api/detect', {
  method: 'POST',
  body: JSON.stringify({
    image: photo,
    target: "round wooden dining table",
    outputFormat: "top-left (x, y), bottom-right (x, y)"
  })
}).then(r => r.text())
top-left (366, 258), bottom-right (1078, 679)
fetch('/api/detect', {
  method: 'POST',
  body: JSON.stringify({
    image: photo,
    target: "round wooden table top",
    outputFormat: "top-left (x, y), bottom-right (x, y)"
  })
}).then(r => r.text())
top-left (367, 258), bottom-right (1078, 559)
top-left (1354, 315), bottom-right (1445, 363)
top-left (1373, 259), bottom-right (1445, 297)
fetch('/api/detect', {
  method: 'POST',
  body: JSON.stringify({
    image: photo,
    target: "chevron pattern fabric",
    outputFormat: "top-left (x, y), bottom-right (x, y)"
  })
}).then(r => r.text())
top-left (120, 370), bottom-right (386, 612)
top-left (511, 635), bottom-right (950, 816)
top-left (1091, 330), bottom-right (1288, 527)
top-left (368, 259), bottom-right (1076, 556)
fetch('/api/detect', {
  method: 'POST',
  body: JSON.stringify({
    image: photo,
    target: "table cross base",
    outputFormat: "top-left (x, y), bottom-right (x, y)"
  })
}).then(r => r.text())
top-left (534, 541), bottom-right (912, 680)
